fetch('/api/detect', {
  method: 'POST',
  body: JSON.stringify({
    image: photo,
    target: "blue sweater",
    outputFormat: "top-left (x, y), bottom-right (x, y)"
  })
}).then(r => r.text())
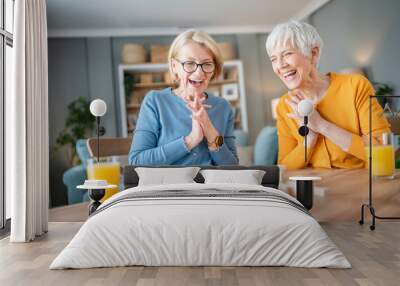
top-left (129, 88), bottom-right (238, 166)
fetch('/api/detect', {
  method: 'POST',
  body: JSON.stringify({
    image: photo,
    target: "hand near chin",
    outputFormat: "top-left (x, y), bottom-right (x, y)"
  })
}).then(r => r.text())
top-left (186, 97), bottom-right (219, 143)
top-left (285, 106), bottom-right (319, 148)
top-left (285, 90), bottom-right (325, 134)
top-left (284, 91), bottom-right (323, 148)
top-left (187, 97), bottom-right (208, 124)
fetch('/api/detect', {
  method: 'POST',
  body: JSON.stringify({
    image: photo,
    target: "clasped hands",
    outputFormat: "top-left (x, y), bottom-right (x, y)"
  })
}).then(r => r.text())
top-left (183, 95), bottom-right (219, 151)
top-left (285, 89), bottom-right (328, 147)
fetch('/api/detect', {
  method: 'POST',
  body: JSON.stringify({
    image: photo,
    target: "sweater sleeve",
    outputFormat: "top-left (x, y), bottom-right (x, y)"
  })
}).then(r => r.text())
top-left (347, 76), bottom-right (391, 161)
top-left (209, 107), bottom-right (239, 165)
top-left (128, 93), bottom-right (190, 165)
top-left (276, 97), bottom-right (315, 169)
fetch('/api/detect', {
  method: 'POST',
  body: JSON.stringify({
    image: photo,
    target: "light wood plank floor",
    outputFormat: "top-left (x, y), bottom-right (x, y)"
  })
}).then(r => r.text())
top-left (1, 222), bottom-right (400, 286)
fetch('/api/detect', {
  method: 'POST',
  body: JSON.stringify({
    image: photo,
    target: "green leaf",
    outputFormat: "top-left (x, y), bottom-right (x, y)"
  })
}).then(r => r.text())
top-left (373, 82), bottom-right (394, 96)
top-left (53, 96), bottom-right (96, 166)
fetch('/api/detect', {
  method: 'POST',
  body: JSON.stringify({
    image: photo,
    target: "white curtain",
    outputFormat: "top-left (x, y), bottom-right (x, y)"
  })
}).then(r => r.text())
top-left (8, 0), bottom-right (49, 242)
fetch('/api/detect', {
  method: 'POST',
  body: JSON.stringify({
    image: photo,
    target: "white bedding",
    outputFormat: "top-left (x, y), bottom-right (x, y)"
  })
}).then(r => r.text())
top-left (50, 183), bottom-right (350, 269)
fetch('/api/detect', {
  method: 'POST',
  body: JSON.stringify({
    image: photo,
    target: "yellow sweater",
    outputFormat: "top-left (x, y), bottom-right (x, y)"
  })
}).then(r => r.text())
top-left (276, 72), bottom-right (390, 169)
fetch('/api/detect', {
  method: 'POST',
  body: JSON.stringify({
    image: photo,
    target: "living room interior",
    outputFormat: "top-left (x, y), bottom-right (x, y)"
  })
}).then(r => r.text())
top-left (1, 0), bottom-right (400, 285)
top-left (47, 0), bottom-right (400, 208)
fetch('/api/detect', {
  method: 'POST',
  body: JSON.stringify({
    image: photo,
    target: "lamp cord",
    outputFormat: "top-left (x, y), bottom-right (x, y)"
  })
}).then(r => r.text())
top-left (304, 116), bottom-right (308, 163)
top-left (97, 116), bottom-right (100, 163)
top-left (305, 127), bottom-right (307, 162)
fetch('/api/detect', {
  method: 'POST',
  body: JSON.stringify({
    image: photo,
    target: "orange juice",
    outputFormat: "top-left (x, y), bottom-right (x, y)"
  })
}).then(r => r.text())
top-left (87, 162), bottom-right (120, 202)
top-left (364, 145), bottom-right (395, 177)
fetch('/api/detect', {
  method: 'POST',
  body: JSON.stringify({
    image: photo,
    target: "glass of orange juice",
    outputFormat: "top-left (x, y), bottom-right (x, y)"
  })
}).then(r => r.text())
top-left (364, 132), bottom-right (395, 179)
top-left (87, 157), bottom-right (121, 202)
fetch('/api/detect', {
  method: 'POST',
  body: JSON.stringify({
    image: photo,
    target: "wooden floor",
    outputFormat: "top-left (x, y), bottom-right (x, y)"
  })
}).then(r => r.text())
top-left (2, 168), bottom-right (400, 285)
top-left (1, 221), bottom-right (400, 286)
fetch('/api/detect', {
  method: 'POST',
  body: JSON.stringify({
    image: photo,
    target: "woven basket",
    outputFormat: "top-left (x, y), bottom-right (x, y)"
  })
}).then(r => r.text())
top-left (164, 71), bottom-right (173, 84)
top-left (121, 44), bottom-right (146, 64)
top-left (150, 45), bottom-right (169, 63)
top-left (217, 42), bottom-right (236, 60)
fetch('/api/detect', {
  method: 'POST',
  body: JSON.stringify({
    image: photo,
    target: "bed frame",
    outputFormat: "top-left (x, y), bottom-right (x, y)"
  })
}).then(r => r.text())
top-left (123, 165), bottom-right (280, 189)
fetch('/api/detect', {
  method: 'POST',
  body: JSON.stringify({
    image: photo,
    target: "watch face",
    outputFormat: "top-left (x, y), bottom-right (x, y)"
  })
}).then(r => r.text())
top-left (216, 135), bottom-right (224, 146)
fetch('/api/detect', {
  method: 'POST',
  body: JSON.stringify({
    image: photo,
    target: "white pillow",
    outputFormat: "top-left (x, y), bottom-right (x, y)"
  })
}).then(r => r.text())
top-left (135, 167), bottom-right (200, 186)
top-left (200, 169), bottom-right (266, 185)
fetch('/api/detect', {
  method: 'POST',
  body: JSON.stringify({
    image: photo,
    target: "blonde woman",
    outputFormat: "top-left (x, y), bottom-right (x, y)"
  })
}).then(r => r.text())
top-left (129, 30), bottom-right (238, 165)
top-left (266, 21), bottom-right (390, 169)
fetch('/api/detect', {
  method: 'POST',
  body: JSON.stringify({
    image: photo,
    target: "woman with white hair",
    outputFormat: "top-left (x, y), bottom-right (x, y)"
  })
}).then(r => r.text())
top-left (129, 30), bottom-right (238, 165)
top-left (266, 21), bottom-right (390, 169)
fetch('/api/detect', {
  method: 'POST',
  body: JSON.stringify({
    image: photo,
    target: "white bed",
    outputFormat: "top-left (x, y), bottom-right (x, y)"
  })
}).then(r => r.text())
top-left (50, 183), bottom-right (350, 269)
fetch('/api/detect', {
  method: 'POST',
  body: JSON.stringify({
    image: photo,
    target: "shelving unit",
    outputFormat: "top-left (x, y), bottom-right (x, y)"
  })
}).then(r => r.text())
top-left (118, 60), bottom-right (248, 137)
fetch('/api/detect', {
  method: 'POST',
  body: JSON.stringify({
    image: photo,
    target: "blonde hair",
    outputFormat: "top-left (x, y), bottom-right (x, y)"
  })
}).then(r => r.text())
top-left (168, 30), bottom-right (223, 81)
top-left (266, 20), bottom-right (324, 66)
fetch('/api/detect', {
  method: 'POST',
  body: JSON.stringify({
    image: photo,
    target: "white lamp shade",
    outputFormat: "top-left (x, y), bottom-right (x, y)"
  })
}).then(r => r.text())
top-left (90, 99), bottom-right (107, 117)
top-left (297, 99), bottom-right (314, 117)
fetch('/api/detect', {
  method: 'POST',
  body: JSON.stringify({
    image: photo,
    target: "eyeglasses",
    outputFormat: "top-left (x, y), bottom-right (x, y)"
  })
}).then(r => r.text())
top-left (175, 59), bottom-right (215, 73)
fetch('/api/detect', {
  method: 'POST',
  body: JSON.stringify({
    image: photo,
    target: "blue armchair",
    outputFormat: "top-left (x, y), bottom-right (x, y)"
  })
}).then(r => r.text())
top-left (62, 139), bottom-right (90, 204)
top-left (253, 126), bottom-right (278, 165)
top-left (234, 127), bottom-right (278, 165)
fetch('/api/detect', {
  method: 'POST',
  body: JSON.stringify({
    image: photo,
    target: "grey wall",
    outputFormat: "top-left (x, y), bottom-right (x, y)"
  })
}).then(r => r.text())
top-left (238, 34), bottom-right (268, 143)
top-left (310, 0), bottom-right (400, 92)
top-left (256, 33), bottom-right (286, 125)
top-left (87, 38), bottom-right (117, 136)
top-left (48, 39), bottom-right (90, 206)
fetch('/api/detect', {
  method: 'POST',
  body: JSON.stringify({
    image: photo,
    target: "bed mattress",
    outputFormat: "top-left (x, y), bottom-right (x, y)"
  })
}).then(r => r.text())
top-left (50, 183), bottom-right (350, 269)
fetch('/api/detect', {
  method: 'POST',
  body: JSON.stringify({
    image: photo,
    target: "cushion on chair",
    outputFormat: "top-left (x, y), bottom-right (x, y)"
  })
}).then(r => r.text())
top-left (62, 139), bottom-right (91, 205)
top-left (233, 129), bottom-right (249, 147)
top-left (253, 126), bottom-right (278, 165)
top-left (63, 164), bottom-right (88, 204)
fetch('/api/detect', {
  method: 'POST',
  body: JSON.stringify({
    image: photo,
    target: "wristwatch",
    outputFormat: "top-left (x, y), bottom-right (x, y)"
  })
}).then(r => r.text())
top-left (208, 135), bottom-right (224, 149)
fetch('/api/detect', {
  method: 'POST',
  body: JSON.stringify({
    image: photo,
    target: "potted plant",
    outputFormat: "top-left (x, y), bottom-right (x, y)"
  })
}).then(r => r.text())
top-left (54, 97), bottom-right (96, 166)
top-left (373, 82), bottom-right (394, 107)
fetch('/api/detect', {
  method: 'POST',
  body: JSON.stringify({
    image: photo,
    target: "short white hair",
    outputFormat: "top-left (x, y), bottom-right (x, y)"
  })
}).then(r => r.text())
top-left (266, 20), bottom-right (324, 65)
